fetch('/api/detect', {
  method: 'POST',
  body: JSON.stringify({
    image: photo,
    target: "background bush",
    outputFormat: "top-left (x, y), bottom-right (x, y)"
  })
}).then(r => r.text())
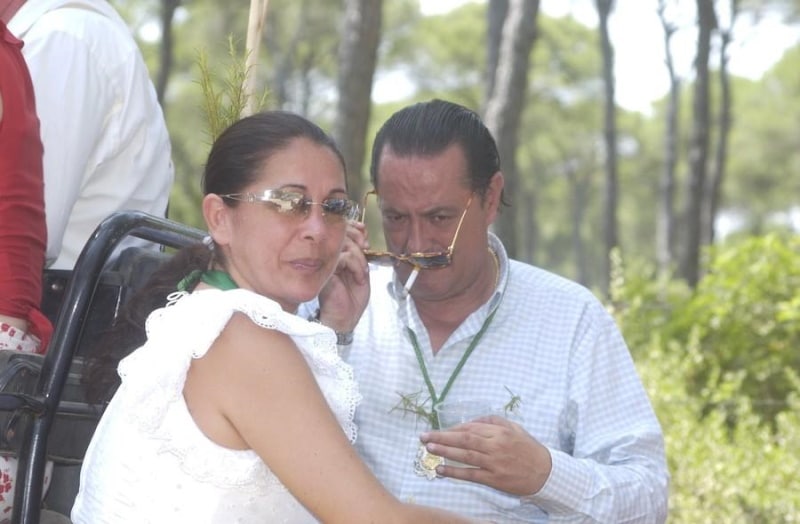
top-left (611, 234), bottom-right (800, 522)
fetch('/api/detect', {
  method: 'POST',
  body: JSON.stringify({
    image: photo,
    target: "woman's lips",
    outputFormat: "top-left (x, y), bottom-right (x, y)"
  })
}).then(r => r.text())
top-left (290, 258), bottom-right (323, 272)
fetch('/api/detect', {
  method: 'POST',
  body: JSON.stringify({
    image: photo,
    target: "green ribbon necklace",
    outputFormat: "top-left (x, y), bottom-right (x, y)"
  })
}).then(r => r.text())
top-left (407, 306), bottom-right (498, 430)
top-left (177, 269), bottom-right (238, 291)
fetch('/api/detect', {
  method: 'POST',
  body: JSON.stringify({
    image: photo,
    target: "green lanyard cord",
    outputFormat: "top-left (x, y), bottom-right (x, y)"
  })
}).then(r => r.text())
top-left (407, 306), bottom-right (498, 429)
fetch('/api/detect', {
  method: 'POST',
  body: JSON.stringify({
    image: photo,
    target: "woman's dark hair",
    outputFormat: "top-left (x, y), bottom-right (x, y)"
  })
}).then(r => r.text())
top-left (85, 111), bottom-right (345, 402)
top-left (203, 110), bottom-right (345, 196)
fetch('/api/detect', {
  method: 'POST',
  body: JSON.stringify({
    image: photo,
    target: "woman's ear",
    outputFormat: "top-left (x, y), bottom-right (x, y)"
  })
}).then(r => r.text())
top-left (202, 194), bottom-right (232, 246)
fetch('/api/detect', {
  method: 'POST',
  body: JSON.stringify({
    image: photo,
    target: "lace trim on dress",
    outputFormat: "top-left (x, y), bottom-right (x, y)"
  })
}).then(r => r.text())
top-left (116, 289), bottom-right (361, 484)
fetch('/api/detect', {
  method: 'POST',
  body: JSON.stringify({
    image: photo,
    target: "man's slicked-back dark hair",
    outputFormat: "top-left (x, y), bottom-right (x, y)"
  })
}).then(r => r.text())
top-left (369, 99), bottom-right (501, 198)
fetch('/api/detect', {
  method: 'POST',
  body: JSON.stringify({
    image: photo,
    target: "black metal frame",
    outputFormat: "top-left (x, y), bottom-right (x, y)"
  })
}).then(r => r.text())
top-left (0, 211), bottom-right (205, 523)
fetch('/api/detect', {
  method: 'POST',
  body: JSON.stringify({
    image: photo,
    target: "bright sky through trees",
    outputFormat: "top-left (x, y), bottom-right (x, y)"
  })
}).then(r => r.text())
top-left (418, 0), bottom-right (800, 114)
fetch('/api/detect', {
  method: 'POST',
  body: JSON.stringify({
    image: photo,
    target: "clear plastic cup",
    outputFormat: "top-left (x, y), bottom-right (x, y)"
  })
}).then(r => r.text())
top-left (433, 399), bottom-right (502, 467)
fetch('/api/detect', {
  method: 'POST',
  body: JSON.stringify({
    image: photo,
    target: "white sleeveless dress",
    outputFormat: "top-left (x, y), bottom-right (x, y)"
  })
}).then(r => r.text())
top-left (71, 288), bottom-right (360, 523)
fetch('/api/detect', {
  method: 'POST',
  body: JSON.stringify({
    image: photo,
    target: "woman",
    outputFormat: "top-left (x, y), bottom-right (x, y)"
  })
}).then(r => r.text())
top-left (71, 112), bottom-right (474, 523)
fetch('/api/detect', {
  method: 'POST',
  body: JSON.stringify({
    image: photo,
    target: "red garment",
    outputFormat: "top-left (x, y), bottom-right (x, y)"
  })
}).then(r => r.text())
top-left (0, 20), bottom-right (51, 350)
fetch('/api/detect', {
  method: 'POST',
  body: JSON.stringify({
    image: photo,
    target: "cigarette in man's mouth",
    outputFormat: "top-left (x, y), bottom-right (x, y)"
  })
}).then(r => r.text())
top-left (403, 266), bottom-right (420, 295)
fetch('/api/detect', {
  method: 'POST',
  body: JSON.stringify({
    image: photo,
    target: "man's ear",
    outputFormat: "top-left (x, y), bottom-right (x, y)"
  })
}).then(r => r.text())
top-left (484, 171), bottom-right (505, 225)
top-left (202, 194), bottom-right (232, 246)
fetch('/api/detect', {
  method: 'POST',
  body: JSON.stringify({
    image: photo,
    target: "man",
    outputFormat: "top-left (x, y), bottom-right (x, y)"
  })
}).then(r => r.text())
top-left (2, 0), bottom-right (173, 269)
top-left (327, 99), bottom-right (668, 522)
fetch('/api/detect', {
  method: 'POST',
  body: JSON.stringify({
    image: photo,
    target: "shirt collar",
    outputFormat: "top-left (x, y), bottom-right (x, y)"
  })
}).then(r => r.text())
top-left (487, 232), bottom-right (508, 311)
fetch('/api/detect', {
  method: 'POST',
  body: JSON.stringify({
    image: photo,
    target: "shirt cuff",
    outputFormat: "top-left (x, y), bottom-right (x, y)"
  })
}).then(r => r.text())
top-left (520, 448), bottom-right (593, 515)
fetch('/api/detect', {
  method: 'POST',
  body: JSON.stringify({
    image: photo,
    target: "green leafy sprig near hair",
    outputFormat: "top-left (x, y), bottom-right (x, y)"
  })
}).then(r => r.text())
top-left (195, 36), bottom-right (269, 143)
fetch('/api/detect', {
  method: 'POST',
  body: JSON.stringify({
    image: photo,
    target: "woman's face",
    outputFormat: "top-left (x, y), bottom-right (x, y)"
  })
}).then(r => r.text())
top-left (207, 137), bottom-right (350, 312)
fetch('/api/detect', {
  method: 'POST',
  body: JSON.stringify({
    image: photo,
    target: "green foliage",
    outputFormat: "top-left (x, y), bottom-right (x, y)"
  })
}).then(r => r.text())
top-left (196, 43), bottom-right (242, 143)
top-left (636, 338), bottom-right (800, 522)
top-left (196, 36), bottom-right (268, 143)
top-left (724, 44), bottom-right (800, 224)
top-left (615, 233), bottom-right (800, 422)
top-left (613, 234), bottom-right (800, 521)
top-left (261, 0), bottom-right (343, 112)
top-left (608, 247), bottom-right (692, 354)
top-left (167, 35), bottom-right (270, 229)
top-left (379, 0), bottom-right (424, 64)
top-left (676, 233), bottom-right (800, 422)
top-left (380, 1), bottom-right (485, 108)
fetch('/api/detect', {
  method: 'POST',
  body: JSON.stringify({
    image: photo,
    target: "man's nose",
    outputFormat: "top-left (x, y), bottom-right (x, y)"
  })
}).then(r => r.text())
top-left (403, 218), bottom-right (428, 254)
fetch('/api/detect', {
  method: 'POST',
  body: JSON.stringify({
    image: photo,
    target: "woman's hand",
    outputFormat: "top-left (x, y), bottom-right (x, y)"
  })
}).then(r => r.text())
top-left (317, 221), bottom-right (370, 335)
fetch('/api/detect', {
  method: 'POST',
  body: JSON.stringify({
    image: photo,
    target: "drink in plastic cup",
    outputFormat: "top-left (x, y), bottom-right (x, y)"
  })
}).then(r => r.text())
top-left (433, 399), bottom-right (501, 467)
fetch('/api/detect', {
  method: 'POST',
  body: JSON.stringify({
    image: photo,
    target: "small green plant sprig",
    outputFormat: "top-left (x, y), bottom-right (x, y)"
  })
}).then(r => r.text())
top-left (195, 36), bottom-right (269, 144)
top-left (391, 387), bottom-right (523, 428)
top-left (502, 386), bottom-right (522, 416)
top-left (390, 391), bottom-right (436, 428)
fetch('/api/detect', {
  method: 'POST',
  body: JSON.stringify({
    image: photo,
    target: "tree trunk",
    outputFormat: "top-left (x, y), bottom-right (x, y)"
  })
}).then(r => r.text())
top-left (484, 0), bottom-right (509, 108)
top-left (656, 0), bottom-right (680, 278)
top-left (681, 0), bottom-right (717, 287)
top-left (334, 0), bottom-right (383, 196)
top-left (242, 0), bottom-right (270, 117)
top-left (705, 12), bottom-right (735, 245)
top-left (522, 179), bottom-right (538, 263)
top-left (155, 0), bottom-right (180, 108)
top-left (483, 0), bottom-right (540, 260)
top-left (565, 159), bottom-right (590, 286)
top-left (596, 0), bottom-right (618, 295)
top-left (299, 52), bottom-right (314, 116)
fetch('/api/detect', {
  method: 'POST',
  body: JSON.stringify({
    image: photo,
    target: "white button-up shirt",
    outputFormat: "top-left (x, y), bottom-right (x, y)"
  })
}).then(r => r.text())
top-left (345, 233), bottom-right (668, 523)
top-left (9, 0), bottom-right (173, 269)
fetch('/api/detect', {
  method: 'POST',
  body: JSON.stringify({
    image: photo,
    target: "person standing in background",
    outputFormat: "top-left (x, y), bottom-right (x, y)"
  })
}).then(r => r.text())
top-left (0, 17), bottom-right (64, 524)
top-left (0, 17), bottom-right (48, 359)
top-left (2, 0), bottom-right (174, 270)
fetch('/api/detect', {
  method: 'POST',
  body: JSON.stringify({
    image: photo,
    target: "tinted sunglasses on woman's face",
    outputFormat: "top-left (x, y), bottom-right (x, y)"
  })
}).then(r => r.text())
top-left (359, 191), bottom-right (473, 270)
top-left (220, 189), bottom-right (361, 223)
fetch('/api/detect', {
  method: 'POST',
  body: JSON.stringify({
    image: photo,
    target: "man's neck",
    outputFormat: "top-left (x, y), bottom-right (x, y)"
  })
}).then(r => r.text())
top-left (413, 250), bottom-right (499, 354)
top-left (0, 1), bottom-right (25, 24)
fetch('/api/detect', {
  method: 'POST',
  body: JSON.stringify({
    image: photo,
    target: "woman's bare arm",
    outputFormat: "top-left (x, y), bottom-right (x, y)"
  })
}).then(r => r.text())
top-left (184, 313), bottom-right (475, 524)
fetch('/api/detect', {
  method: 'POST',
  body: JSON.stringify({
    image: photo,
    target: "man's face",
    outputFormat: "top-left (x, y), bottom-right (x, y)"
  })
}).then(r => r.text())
top-left (374, 143), bottom-right (500, 302)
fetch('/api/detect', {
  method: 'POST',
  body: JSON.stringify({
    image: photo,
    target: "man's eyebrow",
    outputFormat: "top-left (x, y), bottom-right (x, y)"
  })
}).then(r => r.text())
top-left (423, 205), bottom-right (460, 215)
top-left (379, 206), bottom-right (457, 217)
